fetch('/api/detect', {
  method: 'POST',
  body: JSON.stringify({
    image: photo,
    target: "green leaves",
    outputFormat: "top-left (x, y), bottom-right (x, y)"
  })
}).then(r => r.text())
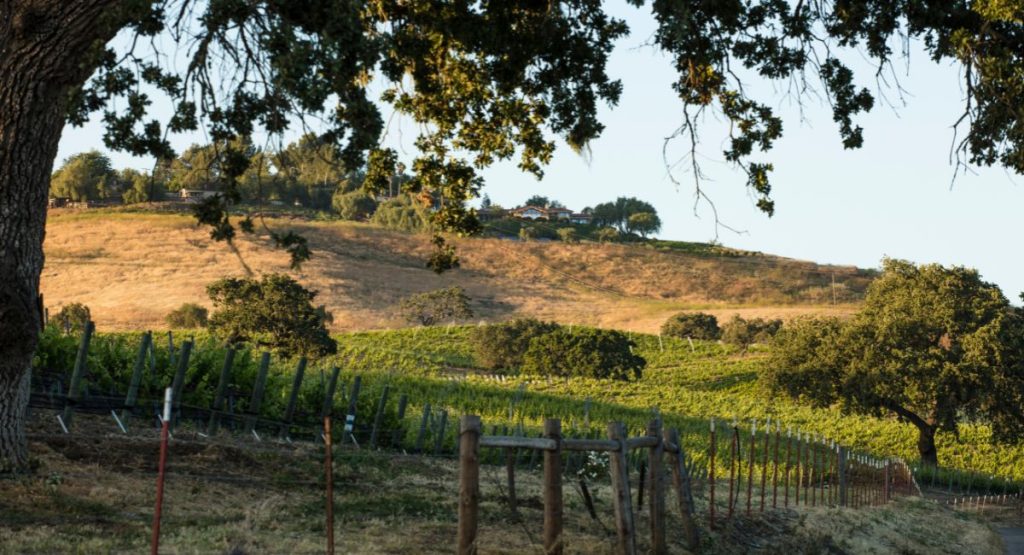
top-left (207, 274), bottom-right (336, 358)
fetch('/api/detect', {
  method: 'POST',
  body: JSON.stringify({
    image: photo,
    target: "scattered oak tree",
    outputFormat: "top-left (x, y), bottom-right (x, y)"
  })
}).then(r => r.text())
top-left (53, 303), bottom-right (92, 335)
top-left (763, 259), bottom-right (1024, 466)
top-left (661, 312), bottom-right (720, 341)
top-left (398, 286), bottom-right (474, 327)
top-left (4, 0), bottom-right (1024, 469)
top-left (164, 303), bottom-right (209, 328)
top-left (627, 211), bottom-right (661, 238)
top-left (470, 318), bottom-right (560, 371)
top-left (207, 274), bottom-right (336, 359)
top-left (521, 328), bottom-right (645, 381)
top-left (721, 315), bottom-right (782, 351)
top-left (49, 150), bottom-right (120, 201)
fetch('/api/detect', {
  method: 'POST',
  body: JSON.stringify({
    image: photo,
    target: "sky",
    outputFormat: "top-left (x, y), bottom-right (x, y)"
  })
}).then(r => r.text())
top-left (56, 5), bottom-right (1024, 302)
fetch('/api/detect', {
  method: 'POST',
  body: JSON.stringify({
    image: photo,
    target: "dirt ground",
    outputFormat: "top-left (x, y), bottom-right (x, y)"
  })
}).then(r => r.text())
top-left (0, 412), bottom-right (1008, 554)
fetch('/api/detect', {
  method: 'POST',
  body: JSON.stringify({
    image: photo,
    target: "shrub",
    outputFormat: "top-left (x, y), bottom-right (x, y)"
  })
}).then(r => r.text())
top-left (596, 226), bottom-right (619, 243)
top-left (165, 303), bottom-right (209, 328)
top-left (521, 328), bottom-right (645, 381)
top-left (470, 318), bottom-right (560, 370)
top-left (399, 286), bottom-right (474, 326)
top-left (519, 227), bottom-right (537, 241)
top-left (332, 190), bottom-right (378, 221)
top-left (371, 193), bottom-right (432, 232)
top-left (52, 303), bottom-right (91, 334)
top-left (721, 315), bottom-right (782, 350)
top-left (557, 228), bottom-right (580, 244)
top-left (660, 312), bottom-right (720, 340)
top-left (207, 274), bottom-right (336, 358)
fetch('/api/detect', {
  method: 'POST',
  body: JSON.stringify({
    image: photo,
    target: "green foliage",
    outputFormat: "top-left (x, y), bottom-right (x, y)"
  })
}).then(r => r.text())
top-left (660, 312), bottom-right (720, 341)
top-left (595, 226), bottom-right (619, 243)
top-left (764, 259), bottom-right (1024, 464)
top-left (370, 194), bottom-right (431, 232)
top-left (49, 151), bottom-right (120, 201)
top-left (398, 287), bottom-right (474, 326)
top-left (207, 274), bottom-right (336, 358)
top-left (518, 227), bottom-right (537, 241)
top-left (523, 195), bottom-right (551, 208)
top-left (165, 303), bottom-right (209, 328)
top-left (119, 168), bottom-right (166, 204)
top-left (332, 190), bottom-right (378, 221)
top-left (556, 227), bottom-right (579, 244)
top-left (53, 303), bottom-right (91, 334)
top-left (721, 316), bottom-right (782, 350)
top-left (591, 197), bottom-right (658, 233)
top-left (470, 319), bottom-right (561, 371)
top-left (30, 323), bottom-right (1024, 480)
top-left (627, 211), bottom-right (661, 238)
top-left (521, 328), bottom-right (645, 381)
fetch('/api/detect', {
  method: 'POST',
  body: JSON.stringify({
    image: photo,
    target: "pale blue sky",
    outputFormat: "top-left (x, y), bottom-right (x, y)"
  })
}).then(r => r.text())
top-left (57, 5), bottom-right (1024, 301)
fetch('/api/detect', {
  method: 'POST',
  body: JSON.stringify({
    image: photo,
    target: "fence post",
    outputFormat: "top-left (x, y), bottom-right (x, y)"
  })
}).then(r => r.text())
top-left (169, 339), bottom-right (193, 425)
top-left (121, 331), bottom-right (152, 424)
top-left (321, 366), bottom-right (341, 419)
top-left (151, 387), bottom-right (172, 555)
top-left (393, 394), bottom-right (409, 448)
top-left (415, 403), bottom-right (431, 453)
top-left (207, 347), bottom-right (235, 435)
top-left (647, 420), bottom-right (666, 554)
top-left (665, 428), bottom-right (699, 550)
top-left (506, 447), bottom-right (518, 513)
top-left (746, 420), bottom-right (755, 515)
top-left (246, 352), bottom-right (271, 434)
top-left (608, 422), bottom-right (637, 555)
top-left (369, 385), bottom-right (390, 449)
top-left (457, 415), bottom-right (481, 555)
top-left (324, 415), bottom-right (335, 555)
top-left (543, 419), bottom-right (563, 555)
top-left (280, 357), bottom-right (307, 439)
top-left (838, 446), bottom-right (848, 507)
top-left (62, 320), bottom-right (95, 428)
top-left (434, 410), bottom-right (449, 455)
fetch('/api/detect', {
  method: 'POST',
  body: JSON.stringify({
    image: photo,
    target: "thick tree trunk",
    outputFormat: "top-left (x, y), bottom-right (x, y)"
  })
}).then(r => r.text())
top-left (0, 0), bottom-right (123, 469)
top-left (916, 424), bottom-right (939, 467)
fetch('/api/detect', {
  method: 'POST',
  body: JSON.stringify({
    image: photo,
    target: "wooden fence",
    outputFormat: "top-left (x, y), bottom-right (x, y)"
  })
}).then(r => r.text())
top-left (457, 414), bottom-right (701, 555)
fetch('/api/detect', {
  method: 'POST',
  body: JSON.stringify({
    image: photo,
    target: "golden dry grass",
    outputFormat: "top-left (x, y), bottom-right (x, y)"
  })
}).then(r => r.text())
top-left (42, 210), bottom-right (864, 333)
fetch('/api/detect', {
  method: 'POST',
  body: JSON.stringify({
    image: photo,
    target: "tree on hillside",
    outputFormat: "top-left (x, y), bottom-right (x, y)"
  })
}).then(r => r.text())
top-left (592, 197), bottom-right (658, 233)
top-left (3, 0), bottom-right (1024, 469)
top-left (119, 168), bottom-right (166, 204)
top-left (207, 274), bottom-right (336, 358)
top-left (49, 151), bottom-right (120, 201)
top-left (764, 260), bottom-right (1024, 466)
top-left (398, 287), bottom-right (474, 326)
top-left (627, 212), bottom-right (661, 238)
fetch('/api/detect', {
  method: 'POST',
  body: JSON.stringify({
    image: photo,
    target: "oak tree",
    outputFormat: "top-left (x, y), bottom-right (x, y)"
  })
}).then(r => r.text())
top-left (764, 260), bottom-right (1024, 466)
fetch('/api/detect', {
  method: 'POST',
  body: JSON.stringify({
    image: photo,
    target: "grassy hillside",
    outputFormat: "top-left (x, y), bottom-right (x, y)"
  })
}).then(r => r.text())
top-left (41, 208), bottom-right (870, 332)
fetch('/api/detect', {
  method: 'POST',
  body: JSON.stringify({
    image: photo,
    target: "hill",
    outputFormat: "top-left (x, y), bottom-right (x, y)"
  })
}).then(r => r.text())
top-left (41, 208), bottom-right (871, 332)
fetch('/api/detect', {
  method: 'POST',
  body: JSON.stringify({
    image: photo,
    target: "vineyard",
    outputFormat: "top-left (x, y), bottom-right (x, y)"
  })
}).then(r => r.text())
top-left (33, 324), bottom-right (1024, 484)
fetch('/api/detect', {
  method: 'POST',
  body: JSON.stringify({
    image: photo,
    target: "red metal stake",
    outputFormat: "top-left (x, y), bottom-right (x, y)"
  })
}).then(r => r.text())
top-left (325, 416), bottom-right (335, 555)
top-left (151, 388), bottom-right (172, 555)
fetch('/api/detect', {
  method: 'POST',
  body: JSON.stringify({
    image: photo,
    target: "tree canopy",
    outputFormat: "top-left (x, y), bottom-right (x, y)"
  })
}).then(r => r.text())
top-left (764, 259), bottom-right (1024, 465)
top-left (49, 151), bottom-right (120, 201)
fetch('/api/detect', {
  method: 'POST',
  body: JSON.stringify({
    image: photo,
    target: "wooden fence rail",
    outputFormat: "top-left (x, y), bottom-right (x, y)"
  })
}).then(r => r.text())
top-left (457, 414), bottom-right (699, 555)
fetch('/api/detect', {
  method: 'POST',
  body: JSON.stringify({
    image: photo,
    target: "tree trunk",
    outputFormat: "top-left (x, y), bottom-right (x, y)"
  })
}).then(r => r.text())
top-left (916, 424), bottom-right (939, 467)
top-left (0, 0), bottom-right (124, 469)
